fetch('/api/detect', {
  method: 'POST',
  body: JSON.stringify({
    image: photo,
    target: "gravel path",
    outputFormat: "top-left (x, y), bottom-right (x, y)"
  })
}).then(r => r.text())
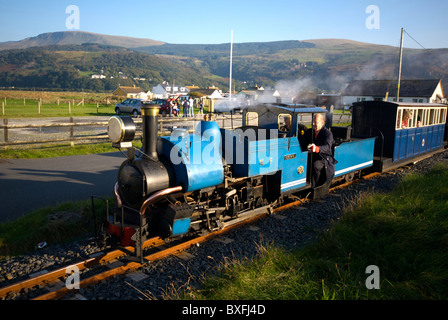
top-left (1, 149), bottom-right (447, 300)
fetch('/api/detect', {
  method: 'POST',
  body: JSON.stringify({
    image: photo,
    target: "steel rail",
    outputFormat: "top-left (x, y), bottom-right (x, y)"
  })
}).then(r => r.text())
top-left (33, 205), bottom-right (274, 300)
top-left (0, 237), bottom-right (165, 299)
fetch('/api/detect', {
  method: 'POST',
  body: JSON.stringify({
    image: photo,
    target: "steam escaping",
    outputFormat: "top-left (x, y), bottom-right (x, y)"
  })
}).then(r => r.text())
top-left (213, 96), bottom-right (249, 113)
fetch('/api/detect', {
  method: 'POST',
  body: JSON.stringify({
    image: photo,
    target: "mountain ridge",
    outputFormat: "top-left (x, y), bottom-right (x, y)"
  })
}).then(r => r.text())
top-left (0, 31), bottom-right (165, 51)
top-left (0, 31), bottom-right (401, 51)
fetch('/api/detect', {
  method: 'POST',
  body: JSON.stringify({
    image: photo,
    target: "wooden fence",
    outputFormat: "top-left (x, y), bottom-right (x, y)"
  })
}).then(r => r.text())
top-left (0, 113), bottom-right (351, 149)
top-left (0, 115), bottom-right (238, 149)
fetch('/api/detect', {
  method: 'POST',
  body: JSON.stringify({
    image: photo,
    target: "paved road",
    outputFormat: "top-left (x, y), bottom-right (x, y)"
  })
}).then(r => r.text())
top-left (0, 152), bottom-right (124, 223)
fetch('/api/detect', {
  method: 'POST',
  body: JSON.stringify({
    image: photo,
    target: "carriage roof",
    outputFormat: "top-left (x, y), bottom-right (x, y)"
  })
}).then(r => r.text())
top-left (242, 103), bottom-right (327, 116)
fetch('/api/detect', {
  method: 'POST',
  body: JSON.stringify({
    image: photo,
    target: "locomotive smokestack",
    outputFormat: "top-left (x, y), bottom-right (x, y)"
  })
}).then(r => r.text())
top-left (141, 103), bottom-right (160, 160)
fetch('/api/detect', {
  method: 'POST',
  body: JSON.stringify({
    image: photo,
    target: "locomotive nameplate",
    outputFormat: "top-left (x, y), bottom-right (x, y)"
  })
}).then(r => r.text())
top-left (284, 153), bottom-right (296, 160)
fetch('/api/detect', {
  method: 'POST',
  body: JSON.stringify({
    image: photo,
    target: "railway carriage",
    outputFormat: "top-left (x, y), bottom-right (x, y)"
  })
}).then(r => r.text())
top-left (352, 101), bottom-right (448, 171)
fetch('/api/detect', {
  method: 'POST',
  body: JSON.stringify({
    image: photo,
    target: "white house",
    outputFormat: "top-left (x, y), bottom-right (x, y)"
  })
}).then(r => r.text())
top-left (189, 88), bottom-right (223, 99)
top-left (91, 74), bottom-right (106, 79)
top-left (342, 79), bottom-right (446, 107)
top-left (152, 83), bottom-right (190, 99)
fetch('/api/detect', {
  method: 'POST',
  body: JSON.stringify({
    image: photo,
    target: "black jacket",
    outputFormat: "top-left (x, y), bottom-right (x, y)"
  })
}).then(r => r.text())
top-left (300, 126), bottom-right (337, 183)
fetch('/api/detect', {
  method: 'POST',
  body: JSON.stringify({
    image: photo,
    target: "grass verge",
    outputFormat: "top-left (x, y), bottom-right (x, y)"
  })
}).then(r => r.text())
top-left (0, 140), bottom-right (143, 159)
top-left (170, 163), bottom-right (448, 300)
top-left (0, 198), bottom-right (112, 259)
top-left (0, 143), bottom-right (117, 159)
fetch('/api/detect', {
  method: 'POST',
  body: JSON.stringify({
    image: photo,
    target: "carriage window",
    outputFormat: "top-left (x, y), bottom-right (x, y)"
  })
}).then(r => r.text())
top-left (440, 109), bottom-right (447, 124)
top-left (435, 109), bottom-right (440, 124)
top-left (400, 109), bottom-right (414, 129)
top-left (408, 109), bottom-right (415, 128)
top-left (278, 114), bottom-right (292, 132)
top-left (429, 109), bottom-right (436, 125)
top-left (417, 109), bottom-right (424, 127)
top-left (246, 112), bottom-right (258, 126)
top-left (413, 109), bottom-right (419, 127)
top-left (423, 109), bottom-right (429, 126)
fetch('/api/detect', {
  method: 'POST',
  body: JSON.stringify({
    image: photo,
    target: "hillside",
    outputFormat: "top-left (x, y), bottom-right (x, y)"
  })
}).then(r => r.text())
top-left (136, 38), bottom-right (448, 92)
top-left (0, 31), bottom-right (165, 51)
top-left (0, 44), bottom-right (223, 91)
top-left (0, 31), bottom-right (447, 93)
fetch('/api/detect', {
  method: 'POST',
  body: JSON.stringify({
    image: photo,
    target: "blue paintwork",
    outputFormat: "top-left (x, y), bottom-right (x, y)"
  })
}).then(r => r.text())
top-left (225, 129), bottom-right (308, 192)
top-left (279, 148), bottom-right (308, 192)
top-left (160, 121), bottom-right (224, 192)
top-left (393, 124), bottom-right (445, 161)
top-left (334, 137), bottom-right (376, 178)
top-left (172, 218), bottom-right (191, 236)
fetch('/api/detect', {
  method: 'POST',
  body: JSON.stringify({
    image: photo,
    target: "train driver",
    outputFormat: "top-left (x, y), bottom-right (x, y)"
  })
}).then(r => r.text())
top-left (302, 113), bottom-right (337, 188)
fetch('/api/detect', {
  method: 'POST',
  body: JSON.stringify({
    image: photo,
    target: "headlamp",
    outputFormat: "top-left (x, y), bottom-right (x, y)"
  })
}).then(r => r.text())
top-left (107, 116), bottom-right (136, 147)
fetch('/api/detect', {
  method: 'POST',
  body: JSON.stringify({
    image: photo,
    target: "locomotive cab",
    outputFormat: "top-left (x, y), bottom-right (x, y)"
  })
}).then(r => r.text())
top-left (235, 104), bottom-right (331, 197)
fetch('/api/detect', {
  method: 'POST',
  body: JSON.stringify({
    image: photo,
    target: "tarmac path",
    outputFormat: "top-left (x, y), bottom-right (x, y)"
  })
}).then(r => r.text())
top-left (0, 152), bottom-right (124, 223)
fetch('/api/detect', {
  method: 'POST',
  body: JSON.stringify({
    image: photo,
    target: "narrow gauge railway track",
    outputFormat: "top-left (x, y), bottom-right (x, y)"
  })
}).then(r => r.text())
top-left (0, 170), bottom-right (381, 301)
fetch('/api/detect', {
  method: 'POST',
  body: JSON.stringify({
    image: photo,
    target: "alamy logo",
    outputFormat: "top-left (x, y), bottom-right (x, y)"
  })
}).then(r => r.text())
top-left (365, 5), bottom-right (380, 30)
top-left (66, 266), bottom-right (80, 289)
top-left (66, 5), bottom-right (80, 30)
top-left (365, 265), bottom-right (380, 289)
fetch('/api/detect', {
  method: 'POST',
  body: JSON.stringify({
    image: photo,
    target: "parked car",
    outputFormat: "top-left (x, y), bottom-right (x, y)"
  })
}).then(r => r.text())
top-left (115, 98), bottom-right (147, 117)
top-left (152, 98), bottom-right (179, 116)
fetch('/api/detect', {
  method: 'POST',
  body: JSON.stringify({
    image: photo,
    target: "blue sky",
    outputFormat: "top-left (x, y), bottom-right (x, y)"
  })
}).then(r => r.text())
top-left (0, 0), bottom-right (447, 48)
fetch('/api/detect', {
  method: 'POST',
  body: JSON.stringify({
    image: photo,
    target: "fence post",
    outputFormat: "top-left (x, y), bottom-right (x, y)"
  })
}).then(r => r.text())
top-left (70, 117), bottom-right (74, 147)
top-left (69, 102), bottom-right (71, 114)
top-left (3, 118), bottom-right (8, 143)
top-left (2, 101), bottom-right (4, 116)
top-left (70, 117), bottom-right (74, 139)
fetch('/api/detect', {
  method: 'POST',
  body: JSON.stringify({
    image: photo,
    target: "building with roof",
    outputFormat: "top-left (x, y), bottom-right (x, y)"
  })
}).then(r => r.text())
top-left (112, 85), bottom-right (148, 99)
top-left (342, 79), bottom-right (446, 107)
top-left (189, 88), bottom-right (223, 99)
top-left (152, 83), bottom-right (190, 99)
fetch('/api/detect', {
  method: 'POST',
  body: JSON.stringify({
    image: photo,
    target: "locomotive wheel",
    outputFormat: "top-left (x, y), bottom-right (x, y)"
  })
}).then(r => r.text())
top-left (344, 172), bottom-right (355, 182)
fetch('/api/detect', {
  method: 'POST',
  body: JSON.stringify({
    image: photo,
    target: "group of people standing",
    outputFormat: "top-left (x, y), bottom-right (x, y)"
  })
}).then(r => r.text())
top-left (169, 98), bottom-right (203, 117)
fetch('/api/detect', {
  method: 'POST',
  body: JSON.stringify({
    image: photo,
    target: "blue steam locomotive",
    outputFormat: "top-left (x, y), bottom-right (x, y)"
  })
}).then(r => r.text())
top-left (103, 101), bottom-right (447, 261)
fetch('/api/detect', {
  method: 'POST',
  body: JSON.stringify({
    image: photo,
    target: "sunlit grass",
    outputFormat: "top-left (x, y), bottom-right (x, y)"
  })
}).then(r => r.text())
top-left (168, 163), bottom-right (448, 300)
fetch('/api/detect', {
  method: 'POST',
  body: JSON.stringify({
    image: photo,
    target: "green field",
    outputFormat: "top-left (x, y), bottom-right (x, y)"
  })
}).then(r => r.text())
top-left (0, 98), bottom-right (115, 118)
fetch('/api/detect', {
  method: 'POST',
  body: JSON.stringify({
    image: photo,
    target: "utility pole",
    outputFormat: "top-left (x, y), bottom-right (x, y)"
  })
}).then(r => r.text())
top-left (229, 30), bottom-right (233, 100)
top-left (397, 28), bottom-right (404, 102)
